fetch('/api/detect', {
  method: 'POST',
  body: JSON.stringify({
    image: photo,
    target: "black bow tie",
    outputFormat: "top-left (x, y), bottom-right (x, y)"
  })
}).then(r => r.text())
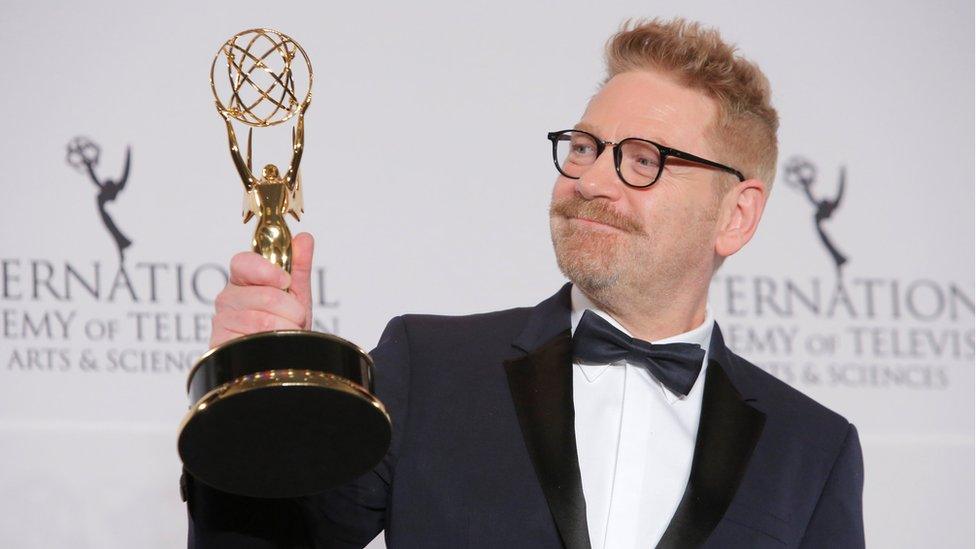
top-left (572, 309), bottom-right (706, 397)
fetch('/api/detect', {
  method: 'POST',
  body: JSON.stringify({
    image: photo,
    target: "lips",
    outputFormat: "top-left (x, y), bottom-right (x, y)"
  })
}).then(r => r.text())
top-left (569, 216), bottom-right (621, 231)
top-left (550, 196), bottom-right (642, 234)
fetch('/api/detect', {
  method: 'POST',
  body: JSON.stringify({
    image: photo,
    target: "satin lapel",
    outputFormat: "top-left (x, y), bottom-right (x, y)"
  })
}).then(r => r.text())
top-left (657, 323), bottom-right (766, 549)
top-left (504, 283), bottom-right (590, 549)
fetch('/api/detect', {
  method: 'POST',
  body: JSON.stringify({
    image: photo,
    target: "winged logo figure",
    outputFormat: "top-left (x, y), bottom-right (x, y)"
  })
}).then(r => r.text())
top-left (220, 96), bottom-right (309, 272)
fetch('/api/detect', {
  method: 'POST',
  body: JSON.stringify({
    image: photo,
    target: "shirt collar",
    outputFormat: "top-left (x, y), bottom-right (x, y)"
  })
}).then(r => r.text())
top-left (569, 285), bottom-right (714, 400)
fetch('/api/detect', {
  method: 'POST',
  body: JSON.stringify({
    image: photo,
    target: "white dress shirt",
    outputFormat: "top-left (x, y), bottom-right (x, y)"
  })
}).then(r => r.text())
top-left (570, 286), bottom-right (714, 549)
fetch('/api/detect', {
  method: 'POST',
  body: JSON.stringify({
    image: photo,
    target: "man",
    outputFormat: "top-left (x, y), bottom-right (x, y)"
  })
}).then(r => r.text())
top-left (186, 18), bottom-right (864, 548)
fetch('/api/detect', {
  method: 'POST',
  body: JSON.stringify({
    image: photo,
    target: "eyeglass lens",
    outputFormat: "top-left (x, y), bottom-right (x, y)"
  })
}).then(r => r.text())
top-left (553, 130), bottom-right (661, 187)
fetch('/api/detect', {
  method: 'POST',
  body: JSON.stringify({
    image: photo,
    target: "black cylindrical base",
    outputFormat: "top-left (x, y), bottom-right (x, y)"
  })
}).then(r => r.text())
top-left (178, 331), bottom-right (391, 498)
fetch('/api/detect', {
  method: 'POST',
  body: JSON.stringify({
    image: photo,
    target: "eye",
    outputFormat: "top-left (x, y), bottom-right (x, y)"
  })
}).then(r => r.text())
top-left (565, 134), bottom-right (599, 163)
top-left (620, 140), bottom-right (662, 179)
top-left (571, 143), bottom-right (594, 156)
top-left (554, 131), bottom-right (601, 175)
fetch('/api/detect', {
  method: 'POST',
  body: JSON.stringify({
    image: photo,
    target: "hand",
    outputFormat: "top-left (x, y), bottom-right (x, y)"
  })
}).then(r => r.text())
top-left (210, 233), bottom-right (315, 348)
top-left (299, 92), bottom-right (312, 115)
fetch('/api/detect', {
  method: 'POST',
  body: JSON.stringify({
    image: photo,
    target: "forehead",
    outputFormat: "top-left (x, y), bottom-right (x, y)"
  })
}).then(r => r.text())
top-left (579, 70), bottom-right (718, 154)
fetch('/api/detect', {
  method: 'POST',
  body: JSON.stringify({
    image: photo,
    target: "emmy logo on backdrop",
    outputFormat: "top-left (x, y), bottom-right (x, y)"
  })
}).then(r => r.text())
top-left (784, 156), bottom-right (848, 278)
top-left (66, 137), bottom-right (132, 263)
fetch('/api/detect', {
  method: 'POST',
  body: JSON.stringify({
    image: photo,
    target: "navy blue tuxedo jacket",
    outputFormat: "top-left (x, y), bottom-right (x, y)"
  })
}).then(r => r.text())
top-left (186, 284), bottom-right (864, 548)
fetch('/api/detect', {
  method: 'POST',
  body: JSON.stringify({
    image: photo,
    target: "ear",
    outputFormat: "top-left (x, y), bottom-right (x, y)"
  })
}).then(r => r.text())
top-left (715, 178), bottom-right (768, 258)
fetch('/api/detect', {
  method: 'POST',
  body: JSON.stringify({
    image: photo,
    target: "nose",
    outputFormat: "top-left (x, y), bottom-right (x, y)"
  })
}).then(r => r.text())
top-left (574, 146), bottom-right (623, 201)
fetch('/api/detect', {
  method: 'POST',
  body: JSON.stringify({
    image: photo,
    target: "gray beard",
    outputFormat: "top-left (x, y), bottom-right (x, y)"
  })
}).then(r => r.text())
top-left (549, 222), bottom-right (638, 306)
top-left (553, 240), bottom-right (620, 293)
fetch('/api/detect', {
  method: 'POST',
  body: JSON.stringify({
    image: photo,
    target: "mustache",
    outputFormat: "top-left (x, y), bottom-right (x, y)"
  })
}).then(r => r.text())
top-left (550, 196), bottom-right (643, 234)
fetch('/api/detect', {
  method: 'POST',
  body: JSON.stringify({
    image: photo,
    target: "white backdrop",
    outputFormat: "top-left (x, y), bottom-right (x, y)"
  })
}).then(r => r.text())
top-left (0, 0), bottom-right (973, 547)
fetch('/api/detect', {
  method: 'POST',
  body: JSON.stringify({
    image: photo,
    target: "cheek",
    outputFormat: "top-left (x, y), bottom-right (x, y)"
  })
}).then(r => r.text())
top-left (623, 188), bottom-right (664, 230)
top-left (628, 188), bottom-right (704, 244)
top-left (551, 176), bottom-right (576, 200)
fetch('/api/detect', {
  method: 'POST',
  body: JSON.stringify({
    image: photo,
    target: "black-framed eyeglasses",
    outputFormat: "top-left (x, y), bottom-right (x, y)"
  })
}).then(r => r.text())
top-left (547, 129), bottom-right (745, 188)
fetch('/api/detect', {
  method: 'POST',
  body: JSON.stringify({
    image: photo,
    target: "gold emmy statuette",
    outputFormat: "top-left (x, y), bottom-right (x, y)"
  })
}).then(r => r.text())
top-left (177, 29), bottom-right (391, 499)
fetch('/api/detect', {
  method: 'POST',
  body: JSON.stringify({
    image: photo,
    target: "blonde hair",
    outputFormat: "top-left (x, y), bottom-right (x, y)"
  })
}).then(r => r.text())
top-left (604, 18), bottom-right (779, 188)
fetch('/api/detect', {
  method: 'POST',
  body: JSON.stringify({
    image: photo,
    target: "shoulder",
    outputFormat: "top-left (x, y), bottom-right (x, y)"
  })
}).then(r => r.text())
top-left (395, 306), bottom-right (533, 347)
top-left (723, 348), bottom-right (853, 447)
top-left (373, 305), bottom-right (535, 354)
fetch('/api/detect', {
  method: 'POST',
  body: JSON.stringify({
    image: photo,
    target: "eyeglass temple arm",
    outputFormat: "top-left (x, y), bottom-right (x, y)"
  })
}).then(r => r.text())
top-left (664, 147), bottom-right (745, 181)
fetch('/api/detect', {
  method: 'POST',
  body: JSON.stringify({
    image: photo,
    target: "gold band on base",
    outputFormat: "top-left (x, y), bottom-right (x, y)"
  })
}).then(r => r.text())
top-left (179, 368), bottom-right (390, 436)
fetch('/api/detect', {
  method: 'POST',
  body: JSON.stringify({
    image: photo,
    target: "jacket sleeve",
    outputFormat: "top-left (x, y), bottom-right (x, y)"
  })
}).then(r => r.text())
top-left (799, 423), bottom-right (865, 548)
top-left (185, 316), bottom-right (412, 548)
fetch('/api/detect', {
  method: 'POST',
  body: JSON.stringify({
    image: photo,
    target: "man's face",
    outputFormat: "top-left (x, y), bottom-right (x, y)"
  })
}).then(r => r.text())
top-left (549, 69), bottom-right (727, 299)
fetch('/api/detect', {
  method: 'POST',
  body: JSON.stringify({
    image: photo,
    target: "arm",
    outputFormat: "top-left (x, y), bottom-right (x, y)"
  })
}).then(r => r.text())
top-left (832, 167), bottom-right (846, 206)
top-left (117, 147), bottom-right (131, 190)
top-left (185, 315), bottom-right (410, 548)
top-left (185, 473), bottom-right (310, 549)
top-left (800, 181), bottom-right (816, 204)
top-left (85, 161), bottom-right (103, 189)
top-left (222, 113), bottom-right (257, 190)
top-left (799, 423), bottom-right (865, 548)
top-left (284, 98), bottom-right (310, 189)
top-left (300, 315), bottom-right (411, 547)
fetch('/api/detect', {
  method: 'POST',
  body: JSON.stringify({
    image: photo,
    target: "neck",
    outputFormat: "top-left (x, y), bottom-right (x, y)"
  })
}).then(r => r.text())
top-left (578, 274), bottom-right (710, 342)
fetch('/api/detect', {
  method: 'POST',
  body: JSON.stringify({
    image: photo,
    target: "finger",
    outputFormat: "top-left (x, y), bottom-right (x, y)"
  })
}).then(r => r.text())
top-left (289, 233), bottom-right (315, 327)
top-left (215, 309), bottom-right (302, 335)
top-left (229, 251), bottom-right (291, 289)
top-left (214, 284), bottom-right (306, 327)
top-left (209, 325), bottom-right (246, 349)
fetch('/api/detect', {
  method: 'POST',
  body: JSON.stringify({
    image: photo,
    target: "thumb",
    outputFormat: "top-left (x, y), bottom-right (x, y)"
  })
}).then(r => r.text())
top-left (289, 232), bottom-right (315, 329)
